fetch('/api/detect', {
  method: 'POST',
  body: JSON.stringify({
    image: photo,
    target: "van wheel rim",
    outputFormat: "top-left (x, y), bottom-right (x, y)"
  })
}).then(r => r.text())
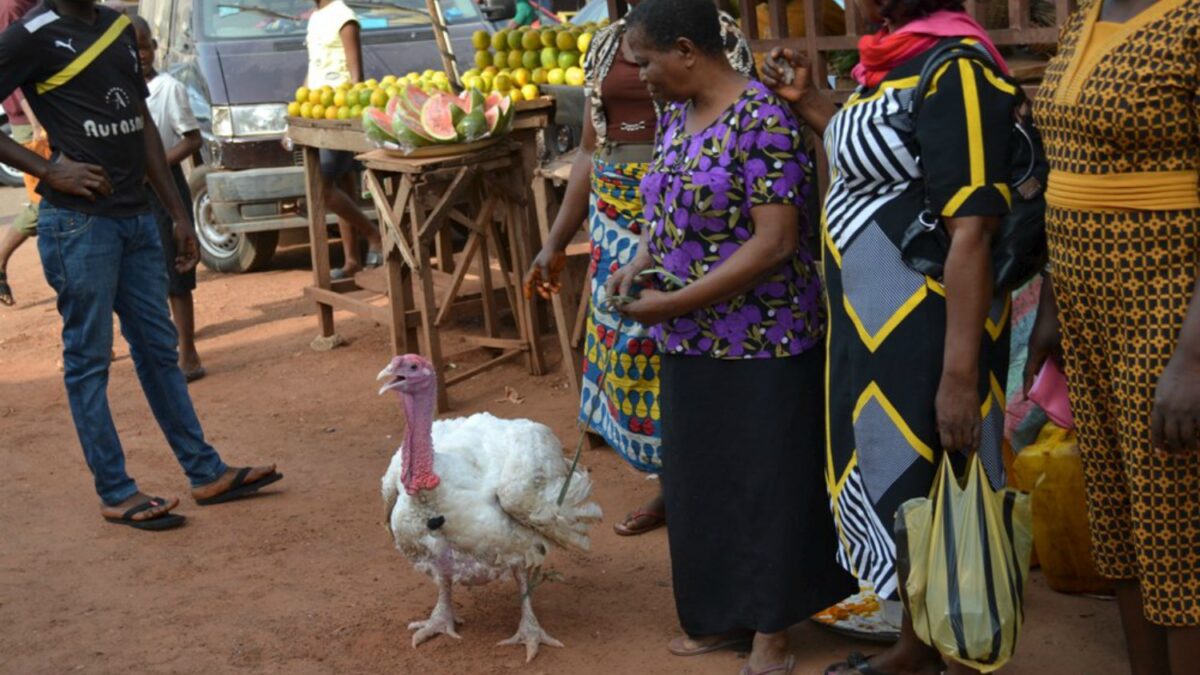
top-left (194, 188), bottom-right (240, 260)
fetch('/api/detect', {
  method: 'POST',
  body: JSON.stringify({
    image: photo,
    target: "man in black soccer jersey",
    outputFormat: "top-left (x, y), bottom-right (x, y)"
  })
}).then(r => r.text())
top-left (0, 0), bottom-right (282, 530)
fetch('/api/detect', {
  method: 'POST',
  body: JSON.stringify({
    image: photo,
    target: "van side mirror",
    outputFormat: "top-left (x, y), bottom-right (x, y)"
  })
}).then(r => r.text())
top-left (481, 0), bottom-right (516, 21)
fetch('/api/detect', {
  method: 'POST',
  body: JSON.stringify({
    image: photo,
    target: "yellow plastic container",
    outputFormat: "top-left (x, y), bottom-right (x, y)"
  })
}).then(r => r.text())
top-left (1012, 423), bottom-right (1113, 595)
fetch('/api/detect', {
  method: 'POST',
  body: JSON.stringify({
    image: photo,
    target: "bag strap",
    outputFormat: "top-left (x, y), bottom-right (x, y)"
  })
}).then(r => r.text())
top-left (910, 40), bottom-right (1009, 118)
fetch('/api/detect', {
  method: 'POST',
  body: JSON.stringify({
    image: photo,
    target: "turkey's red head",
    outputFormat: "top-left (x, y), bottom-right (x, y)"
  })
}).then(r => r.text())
top-left (377, 354), bottom-right (436, 396)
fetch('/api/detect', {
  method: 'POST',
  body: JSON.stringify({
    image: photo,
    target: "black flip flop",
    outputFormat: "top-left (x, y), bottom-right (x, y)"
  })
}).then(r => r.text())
top-left (195, 468), bottom-right (283, 506)
top-left (104, 497), bottom-right (186, 531)
top-left (825, 653), bottom-right (888, 675)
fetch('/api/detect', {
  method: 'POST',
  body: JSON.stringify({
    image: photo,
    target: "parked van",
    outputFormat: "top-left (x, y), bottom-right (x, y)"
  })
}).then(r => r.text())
top-left (138, 0), bottom-right (492, 273)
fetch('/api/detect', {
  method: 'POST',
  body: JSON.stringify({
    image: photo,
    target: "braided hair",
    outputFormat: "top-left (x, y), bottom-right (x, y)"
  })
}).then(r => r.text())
top-left (624, 0), bottom-right (724, 56)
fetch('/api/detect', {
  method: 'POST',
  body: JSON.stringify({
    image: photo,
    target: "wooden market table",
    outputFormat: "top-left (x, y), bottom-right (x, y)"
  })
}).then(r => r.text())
top-left (286, 97), bottom-right (557, 411)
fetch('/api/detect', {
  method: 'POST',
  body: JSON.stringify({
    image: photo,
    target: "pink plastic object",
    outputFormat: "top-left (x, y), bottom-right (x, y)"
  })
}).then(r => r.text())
top-left (1029, 359), bottom-right (1074, 430)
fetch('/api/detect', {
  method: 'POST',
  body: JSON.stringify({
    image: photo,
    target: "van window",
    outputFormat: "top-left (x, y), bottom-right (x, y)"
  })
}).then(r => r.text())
top-left (199, 0), bottom-right (481, 40)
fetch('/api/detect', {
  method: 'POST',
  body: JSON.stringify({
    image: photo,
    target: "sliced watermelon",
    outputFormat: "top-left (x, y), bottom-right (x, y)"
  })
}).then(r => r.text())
top-left (396, 84), bottom-right (430, 120)
top-left (456, 109), bottom-right (487, 142)
top-left (385, 96), bottom-right (402, 119)
top-left (393, 111), bottom-right (433, 142)
top-left (483, 107), bottom-right (502, 135)
top-left (363, 106), bottom-right (398, 146)
top-left (420, 95), bottom-right (460, 143)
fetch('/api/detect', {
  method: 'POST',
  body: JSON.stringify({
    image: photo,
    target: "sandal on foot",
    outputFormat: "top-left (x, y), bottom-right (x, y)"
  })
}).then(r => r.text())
top-left (613, 508), bottom-right (666, 536)
top-left (741, 655), bottom-right (796, 675)
top-left (668, 633), bottom-right (752, 657)
top-left (364, 250), bottom-right (383, 267)
top-left (183, 366), bottom-right (207, 383)
top-left (103, 497), bottom-right (186, 531)
top-left (0, 272), bottom-right (13, 306)
top-left (825, 652), bottom-right (893, 675)
top-left (195, 467), bottom-right (283, 506)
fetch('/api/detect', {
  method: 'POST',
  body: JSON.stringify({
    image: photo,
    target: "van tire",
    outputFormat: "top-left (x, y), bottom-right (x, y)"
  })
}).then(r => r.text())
top-left (190, 166), bottom-right (279, 274)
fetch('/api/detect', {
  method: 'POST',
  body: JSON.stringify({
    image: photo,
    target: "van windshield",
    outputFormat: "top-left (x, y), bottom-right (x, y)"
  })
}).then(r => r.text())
top-left (199, 0), bottom-right (480, 40)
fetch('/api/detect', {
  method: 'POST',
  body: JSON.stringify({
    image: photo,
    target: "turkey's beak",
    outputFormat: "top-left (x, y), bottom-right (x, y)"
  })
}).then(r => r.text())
top-left (377, 365), bottom-right (403, 395)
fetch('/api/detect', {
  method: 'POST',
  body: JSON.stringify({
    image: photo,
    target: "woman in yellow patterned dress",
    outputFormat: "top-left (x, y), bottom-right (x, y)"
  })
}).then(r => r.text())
top-left (1026, 0), bottom-right (1200, 672)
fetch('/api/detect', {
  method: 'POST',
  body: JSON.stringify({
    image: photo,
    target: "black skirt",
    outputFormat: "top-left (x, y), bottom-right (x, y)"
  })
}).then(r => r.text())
top-left (660, 349), bottom-right (856, 636)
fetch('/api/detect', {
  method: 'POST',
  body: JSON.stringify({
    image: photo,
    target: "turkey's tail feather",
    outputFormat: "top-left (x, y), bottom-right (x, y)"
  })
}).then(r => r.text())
top-left (497, 463), bottom-right (603, 553)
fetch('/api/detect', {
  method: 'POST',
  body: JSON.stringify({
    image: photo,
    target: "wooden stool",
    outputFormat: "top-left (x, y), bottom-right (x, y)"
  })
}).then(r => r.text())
top-left (359, 140), bottom-right (545, 412)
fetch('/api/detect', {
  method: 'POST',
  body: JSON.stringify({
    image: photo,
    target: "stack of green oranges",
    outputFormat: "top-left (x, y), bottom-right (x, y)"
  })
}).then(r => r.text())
top-left (466, 22), bottom-right (602, 100)
top-left (286, 71), bottom-right (454, 121)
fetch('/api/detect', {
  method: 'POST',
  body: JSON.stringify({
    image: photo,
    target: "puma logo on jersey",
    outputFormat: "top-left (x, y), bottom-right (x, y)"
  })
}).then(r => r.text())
top-left (54, 38), bottom-right (75, 53)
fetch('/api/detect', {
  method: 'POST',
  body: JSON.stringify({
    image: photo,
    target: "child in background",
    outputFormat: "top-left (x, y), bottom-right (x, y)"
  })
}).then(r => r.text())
top-left (133, 16), bottom-right (206, 382)
top-left (306, 0), bottom-right (382, 279)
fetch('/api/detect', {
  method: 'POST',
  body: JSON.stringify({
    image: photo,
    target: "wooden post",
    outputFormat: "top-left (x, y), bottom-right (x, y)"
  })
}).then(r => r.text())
top-left (408, 181), bottom-right (450, 413)
top-left (423, 0), bottom-right (460, 88)
top-left (302, 145), bottom-right (335, 338)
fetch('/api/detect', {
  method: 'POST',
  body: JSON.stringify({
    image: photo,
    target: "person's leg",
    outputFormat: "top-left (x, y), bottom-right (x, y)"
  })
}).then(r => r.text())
top-left (827, 610), bottom-right (943, 675)
top-left (337, 171), bottom-right (381, 257)
top-left (1114, 580), bottom-right (1169, 675)
top-left (36, 205), bottom-right (148, 508)
top-left (112, 212), bottom-right (227, 488)
top-left (1167, 626), bottom-right (1200, 675)
top-left (334, 217), bottom-right (361, 277)
top-left (169, 292), bottom-right (202, 376)
top-left (0, 223), bottom-right (30, 306)
top-left (746, 631), bottom-right (791, 672)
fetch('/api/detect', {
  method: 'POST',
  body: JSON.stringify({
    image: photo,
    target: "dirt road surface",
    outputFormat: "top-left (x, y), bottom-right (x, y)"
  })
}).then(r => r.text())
top-left (0, 185), bottom-right (1126, 674)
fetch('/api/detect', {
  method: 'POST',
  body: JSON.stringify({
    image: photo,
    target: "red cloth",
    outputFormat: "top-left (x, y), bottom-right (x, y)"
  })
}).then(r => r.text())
top-left (852, 10), bottom-right (1008, 89)
top-left (0, 0), bottom-right (40, 125)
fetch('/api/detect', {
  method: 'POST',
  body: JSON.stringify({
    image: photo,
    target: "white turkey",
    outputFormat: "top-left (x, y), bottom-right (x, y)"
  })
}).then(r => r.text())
top-left (377, 354), bottom-right (603, 662)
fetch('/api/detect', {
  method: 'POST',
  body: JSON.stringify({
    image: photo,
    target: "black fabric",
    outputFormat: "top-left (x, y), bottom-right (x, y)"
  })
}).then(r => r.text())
top-left (146, 165), bottom-right (196, 296)
top-left (319, 148), bottom-right (359, 178)
top-left (659, 351), bottom-right (856, 637)
top-left (901, 41), bottom-right (1050, 294)
top-left (0, 2), bottom-right (150, 216)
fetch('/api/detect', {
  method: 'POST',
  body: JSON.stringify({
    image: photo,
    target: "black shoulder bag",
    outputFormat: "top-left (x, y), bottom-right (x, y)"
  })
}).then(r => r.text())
top-left (898, 42), bottom-right (1049, 294)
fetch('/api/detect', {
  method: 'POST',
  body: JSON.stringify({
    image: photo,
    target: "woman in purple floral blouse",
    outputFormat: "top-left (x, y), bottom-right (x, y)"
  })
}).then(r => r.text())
top-left (610, 0), bottom-right (855, 671)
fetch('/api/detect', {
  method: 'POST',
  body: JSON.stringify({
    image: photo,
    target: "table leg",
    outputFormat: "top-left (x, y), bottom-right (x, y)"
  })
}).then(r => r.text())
top-left (408, 185), bottom-right (449, 412)
top-left (531, 175), bottom-right (582, 392)
top-left (303, 146), bottom-right (335, 338)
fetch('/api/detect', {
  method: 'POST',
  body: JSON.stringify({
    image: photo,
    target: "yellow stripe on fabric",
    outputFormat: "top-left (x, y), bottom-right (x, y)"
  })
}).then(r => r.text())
top-left (923, 62), bottom-right (954, 99)
top-left (960, 59), bottom-right (986, 191)
top-left (823, 224), bottom-right (842, 268)
top-left (853, 382), bottom-right (935, 463)
top-left (941, 182), bottom-right (1012, 217)
top-left (980, 67), bottom-right (1017, 95)
top-left (824, 306), bottom-right (837, 489)
top-left (846, 75), bottom-right (921, 107)
top-left (37, 15), bottom-right (131, 95)
top-left (985, 297), bottom-right (1011, 342)
top-left (843, 285), bottom-right (927, 352)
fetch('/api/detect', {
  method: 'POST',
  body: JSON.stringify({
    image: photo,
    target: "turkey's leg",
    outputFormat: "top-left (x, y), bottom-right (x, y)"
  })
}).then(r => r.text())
top-left (498, 566), bottom-right (563, 662)
top-left (409, 571), bottom-right (463, 647)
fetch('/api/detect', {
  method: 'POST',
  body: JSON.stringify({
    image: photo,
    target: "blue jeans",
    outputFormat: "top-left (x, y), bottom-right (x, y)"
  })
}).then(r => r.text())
top-left (37, 203), bottom-right (227, 506)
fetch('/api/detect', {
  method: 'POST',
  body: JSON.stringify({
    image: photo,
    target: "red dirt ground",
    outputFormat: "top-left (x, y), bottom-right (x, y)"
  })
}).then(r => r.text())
top-left (0, 186), bottom-right (1126, 674)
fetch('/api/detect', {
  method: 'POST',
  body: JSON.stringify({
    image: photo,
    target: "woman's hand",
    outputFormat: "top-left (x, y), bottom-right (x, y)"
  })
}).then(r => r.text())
top-left (761, 47), bottom-right (811, 104)
top-left (936, 372), bottom-right (982, 454)
top-left (614, 288), bottom-right (678, 326)
top-left (606, 252), bottom-right (653, 303)
top-left (524, 247), bottom-right (567, 300)
top-left (1024, 278), bottom-right (1063, 395)
top-left (1152, 353), bottom-right (1200, 453)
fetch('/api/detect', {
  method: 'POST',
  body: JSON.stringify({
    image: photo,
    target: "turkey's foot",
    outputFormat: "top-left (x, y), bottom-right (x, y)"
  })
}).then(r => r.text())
top-left (499, 566), bottom-right (563, 662)
top-left (408, 606), bottom-right (463, 646)
top-left (498, 615), bottom-right (563, 663)
top-left (410, 574), bottom-right (462, 647)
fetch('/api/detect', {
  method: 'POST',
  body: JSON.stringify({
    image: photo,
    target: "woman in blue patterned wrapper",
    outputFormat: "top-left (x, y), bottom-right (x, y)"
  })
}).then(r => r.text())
top-left (524, 0), bottom-right (754, 538)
